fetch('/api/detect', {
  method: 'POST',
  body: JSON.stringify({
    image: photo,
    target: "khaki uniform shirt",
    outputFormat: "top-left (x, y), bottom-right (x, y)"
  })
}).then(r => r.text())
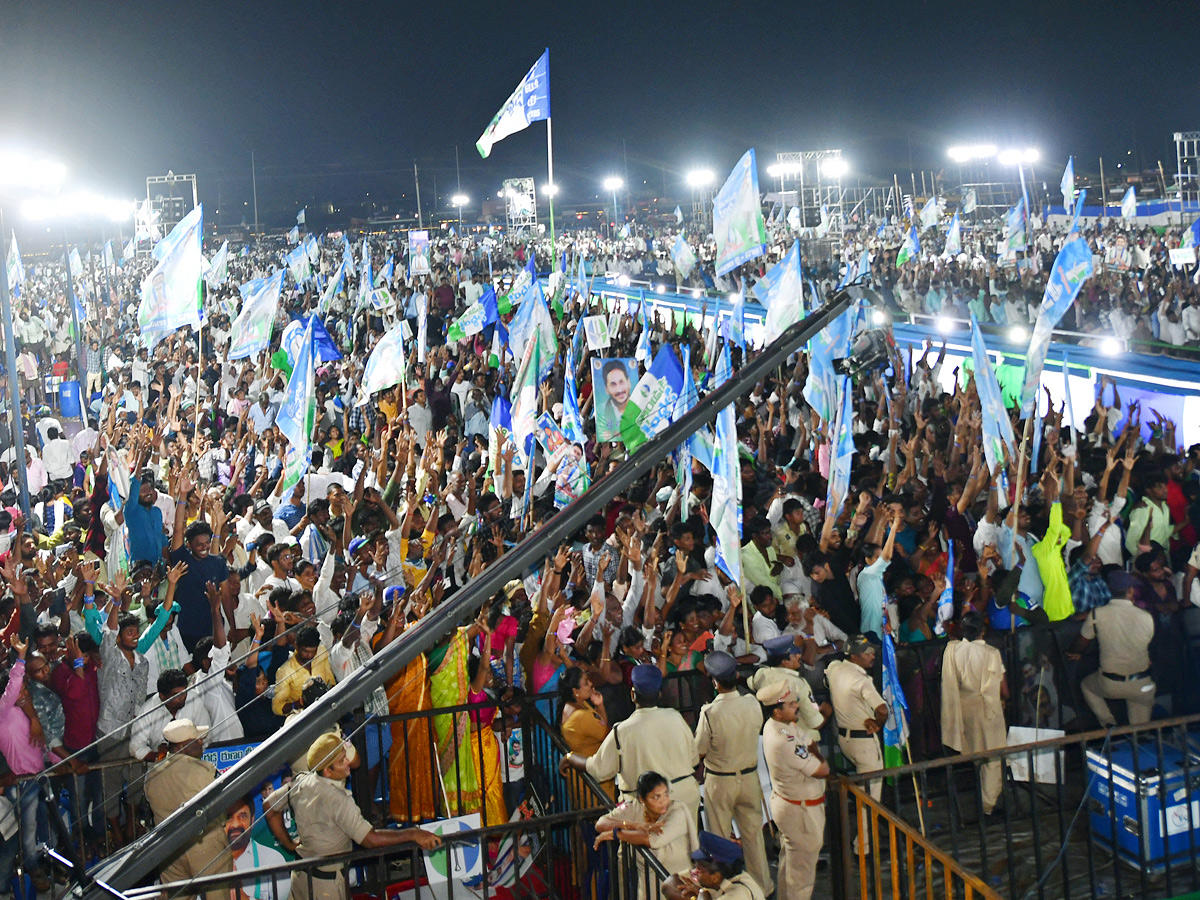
top-left (265, 771), bottom-right (372, 862)
top-left (761, 718), bottom-right (825, 802)
top-left (695, 690), bottom-right (765, 773)
top-left (145, 753), bottom-right (222, 839)
top-left (585, 706), bottom-right (699, 795)
top-left (826, 659), bottom-right (885, 732)
top-left (1081, 598), bottom-right (1154, 676)
top-left (746, 666), bottom-right (823, 742)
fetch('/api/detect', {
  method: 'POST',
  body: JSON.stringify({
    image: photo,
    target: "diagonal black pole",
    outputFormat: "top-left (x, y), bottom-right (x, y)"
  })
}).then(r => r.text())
top-left (83, 289), bottom-right (854, 899)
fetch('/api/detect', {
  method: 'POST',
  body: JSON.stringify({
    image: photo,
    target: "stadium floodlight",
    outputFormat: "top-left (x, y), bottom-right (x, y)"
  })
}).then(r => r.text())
top-left (0, 150), bottom-right (66, 193)
top-left (947, 144), bottom-right (997, 163)
top-left (541, 183), bottom-right (558, 197)
top-left (766, 162), bottom-right (802, 179)
top-left (686, 169), bottom-right (715, 187)
top-left (603, 176), bottom-right (623, 192)
top-left (22, 192), bottom-right (133, 222)
top-left (820, 158), bottom-right (849, 179)
top-left (451, 194), bottom-right (469, 207)
top-left (998, 148), bottom-right (1039, 166)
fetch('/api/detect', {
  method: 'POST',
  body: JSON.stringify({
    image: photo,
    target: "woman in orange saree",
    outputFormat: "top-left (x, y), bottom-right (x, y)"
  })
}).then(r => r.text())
top-left (377, 616), bottom-right (438, 823)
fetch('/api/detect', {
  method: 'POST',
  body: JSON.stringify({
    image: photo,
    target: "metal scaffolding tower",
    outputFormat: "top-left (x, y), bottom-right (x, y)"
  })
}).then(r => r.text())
top-left (1175, 131), bottom-right (1200, 206)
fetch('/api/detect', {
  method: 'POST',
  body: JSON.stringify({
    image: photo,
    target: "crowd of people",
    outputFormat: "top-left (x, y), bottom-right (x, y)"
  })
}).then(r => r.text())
top-left (0, 198), bottom-right (1197, 900)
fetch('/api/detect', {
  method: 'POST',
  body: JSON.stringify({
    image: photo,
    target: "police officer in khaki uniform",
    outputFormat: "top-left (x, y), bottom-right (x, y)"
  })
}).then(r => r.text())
top-left (144, 719), bottom-right (232, 900)
top-left (561, 664), bottom-right (702, 823)
top-left (662, 831), bottom-right (767, 900)
top-left (265, 733), bottom-right (441, 900)
top-left (758, 682), bottom-right (829, 900)
top-left (1069, 571), bottom-right (1156, 725)
top-left (826, 635), bottom-right (887, 852)
top-left (746, 634), bottom-right (829, 743)
top-left (693, 652), bottom-right (771, 895)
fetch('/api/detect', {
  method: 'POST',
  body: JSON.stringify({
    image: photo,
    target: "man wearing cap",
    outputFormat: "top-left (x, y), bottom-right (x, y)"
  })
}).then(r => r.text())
top-left (663, 831), bottom-right (767, 900)
top-left (692, 651), bottom-right (771, 894)
top-left (265, 733), bottom-right (441, 900)
top-left (144, 719), bottom-right (232, 900)
top-left (758, 681), bottom-right (829, 900)
top-left (1068, 570), bottom-right (1156, 725)
top-left (940, 611), bottom-right (1007, 816)
top-left (560, 663), bottom-right (701, 823)
top-left (826, 635), bottom-right (887, 852)
top-left (746, 634), bottom-right (826, 744)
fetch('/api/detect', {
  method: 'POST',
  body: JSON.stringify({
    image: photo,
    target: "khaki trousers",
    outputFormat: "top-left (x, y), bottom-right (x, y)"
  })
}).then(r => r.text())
top-left (839, 734), bottom-right (883, 853)
top-left (769, 795), bottom-right (824, 900)
top-left (1082, 673), bottom-right (1155, 726)
top-left (706, 771), bottom-right (771, 895)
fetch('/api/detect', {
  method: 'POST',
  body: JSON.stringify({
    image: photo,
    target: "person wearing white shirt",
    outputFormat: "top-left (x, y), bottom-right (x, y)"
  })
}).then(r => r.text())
top-left (1182, 297), bottom-right (1200, 342)
top-left (42, 428), bottom-right (74, 482)
top-left (128, 669), bottom-right (213, 761)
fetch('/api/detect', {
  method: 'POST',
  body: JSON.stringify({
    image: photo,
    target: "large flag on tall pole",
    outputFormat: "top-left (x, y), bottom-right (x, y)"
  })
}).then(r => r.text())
top-left (710, 343), bottom-right (742, 584)
top-left (1020, 237), bottom-right (1095, 418)
top-left (276, 317), bottom-right (317, 491)
top-left (1060, 157), bottom-right (1075, 210)
top-left (138, 204), bottom-right (204, 349)
top-left (713, 150), bottom-right (767, 277)
top-left (476, 50), bottom-right (550, 159)
top-left (229, 270), bottom-right (284, 360)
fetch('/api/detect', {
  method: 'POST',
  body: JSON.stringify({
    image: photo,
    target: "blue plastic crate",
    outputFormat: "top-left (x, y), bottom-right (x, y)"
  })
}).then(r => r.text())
top-left (1087, 739), bottom-right (1200, 874)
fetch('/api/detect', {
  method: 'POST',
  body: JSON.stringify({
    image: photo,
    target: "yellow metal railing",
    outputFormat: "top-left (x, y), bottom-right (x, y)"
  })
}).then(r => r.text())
top-left (839, 779), bottom-right (1001, 900)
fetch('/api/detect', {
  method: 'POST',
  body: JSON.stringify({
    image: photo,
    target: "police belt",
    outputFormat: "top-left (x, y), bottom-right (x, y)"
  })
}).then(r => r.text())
top-left (778, 795), bottom-right (825, 807)
top-left (308, 868), bottom-right (341, 881)
top-left (1102, 669), bottom-right (1152, 682)
top-left (706, 765), bottom-right (758, 777)
top-left (838, 727), bottom-right (874, 739)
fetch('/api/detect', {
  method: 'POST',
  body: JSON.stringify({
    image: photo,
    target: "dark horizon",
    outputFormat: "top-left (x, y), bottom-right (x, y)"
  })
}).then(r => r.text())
top-left (1, 0), bottom-right (1196, 229)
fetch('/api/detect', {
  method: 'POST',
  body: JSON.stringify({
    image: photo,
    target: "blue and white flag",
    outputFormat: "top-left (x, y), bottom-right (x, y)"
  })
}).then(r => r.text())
top-left (713, 149), bottom-right (767, 277)
top-left (943, 212), bottom-right (962, 258)
top-left (506, 280), bottom-right (557, 381)
top-left (711, 343), bottom-right (742, 584)
top-left (285, 244), bottom-right (311, 285)
top-left (896, 226), bottom-right (920, 266)
top-left (881, 632), bottom-right (911, 769)
top-left (902, 194), bottom-right (914, 221)
top-left (229, 270), bottom-right (284, 360)
top-left (1184, 217), bottom-right (1200, 250)
top-left (376, 256), bottom-right (395, 287)
top-left (970, 315), bottom-right (1016, 475)
top-left (287, 225), bottom-right (299, 245)
top-left (825, 376), bottom-right (854, 522)
top-left (357, 248), bottom-right (373, 311)
top-left (6, 232), bottom-right (24, 295)
top-left (122, 238), bottom-right (135, 261)
top-left (476, 49), bottom-right (550, 159)
top-left (674, 345), bottom-right (696, 520)
top-left (727, 292), bottom-right (746, 348)
top-left (754, 240), bottom-right (805, 345)
top-left (1060, 157), bottom-right (1075, 210)
top-left (562, 327), bottom-right (587, 445)
top-left (277, 317), bottom-right (317, 490)
top-left (447, 287), bottom-right (498, 341)
top-left (296, 207), bottom-right (306, 226)
top-left (619, 344), bottom-right (684, 451)
top-left (671, 234), bottom-right (696, 279)
top-left (488, 394), bottom-right (513, 475)
top-left (205, 240), bottom-right (230, 288)
top-left (674, 205), bottom-right (683, 225)
top-left (69, 247), bottom-right (83, 278)
top-left (1020, 237), bottom-right (1094, 418)
top-left (1121, 186), bottom-right (1137, 220)
top-left (103, 240), bottom-right (115, 270)
top-left (359, 324), bottom-right (407, 401)
top-left (919, 196), bottom-right (940, 231)
top-left (962, 189), bottom-right (977, 215)
top-left (318, 260), bottom-right (345, 316)
top-left (635, 289), bottom-right (652, 361)
top-left (1068, 189), bottom-right (1087, 236)
top-left (138, 204), bottom-right (204, 349)
top-left (934, 539), bottom-right (955, 636)
top-left (804, 299), bottom-right (858, 423)
top-left (342, 235), bottom-right (357, 275)
top-left (303, 233), bottom-right (319, 265)
top-left (1002, 198), bottom-right (1027, 253)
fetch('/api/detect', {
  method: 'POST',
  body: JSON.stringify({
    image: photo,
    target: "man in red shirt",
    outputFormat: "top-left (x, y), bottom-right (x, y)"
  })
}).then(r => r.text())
top-left (50, 632), bottom-right (104, 848)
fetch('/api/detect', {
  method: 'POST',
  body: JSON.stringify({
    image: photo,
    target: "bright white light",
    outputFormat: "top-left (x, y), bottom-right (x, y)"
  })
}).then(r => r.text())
top-left (655, 284), bottom-right (666, 294)
top-left (541, 184), bottom-right (558, 197)
top-left (1100, 337), bottom-right (1122, 356)
top-left (0, 150), bottom-right (67, 193)
top-left (821, 158), bottom-right (849, 179)
top-left (947, 144), bottom-right (997, 163)
top-left (686, 169), bottom-right (716, 187)
top-left (1008, 325), bottom-right (1028, 342)
top-left (766, 162), bottom-right (802, 178)
top-left (870, 309), bottom-right (889, 326)
top-left (998, 148), bottom-right (1039, 166)
top-left (22, 192), bottom-right (134, 222)
top-left (451, 193), bottom-right (468, 207)
top-left (616, 274), bottom-right (631, 287)
top-left (691, 289), bottom-right (702, 299)
top-left (603, 176), bottom-right (623, 192)
top-left (936, 315), bottom-right (954, 334)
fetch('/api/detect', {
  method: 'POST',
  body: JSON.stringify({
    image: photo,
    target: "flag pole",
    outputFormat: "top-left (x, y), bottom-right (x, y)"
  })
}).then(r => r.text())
top-left (547, 117), bottom-right (557, 273)
top-left (903, 741), bottom-right (927, 836)
top-left (1008, 412), bottom-right (1034, 633)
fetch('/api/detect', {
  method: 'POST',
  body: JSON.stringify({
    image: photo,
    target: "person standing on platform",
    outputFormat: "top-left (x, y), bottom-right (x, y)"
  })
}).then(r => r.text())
top-left (692, 651), bottom-right (771, 895)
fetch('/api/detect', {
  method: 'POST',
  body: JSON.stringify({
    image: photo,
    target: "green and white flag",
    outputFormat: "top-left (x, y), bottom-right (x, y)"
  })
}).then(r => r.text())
top-left (205, 239), bottom-right (229, 287)
top-left (510, 327), bottom-right (552, 468)
top-left (138, 204), bottom-right (204, 350)
top-left (276, 317), bottom-right (317, 491)
top-left (476, 50), bottom-right (551, 159)
top-left (229, 270), bottom-right (283, 360)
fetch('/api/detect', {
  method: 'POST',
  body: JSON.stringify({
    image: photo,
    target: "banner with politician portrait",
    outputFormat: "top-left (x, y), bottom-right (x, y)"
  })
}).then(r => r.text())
top-left (409, 230), bottom-right (432, 277)
top-left (590, 357), bottom-right (639, 443)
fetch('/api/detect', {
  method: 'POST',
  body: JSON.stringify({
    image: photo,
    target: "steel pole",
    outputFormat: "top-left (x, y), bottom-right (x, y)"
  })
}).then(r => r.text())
top-left (0, 228), bottom-right (30, 522)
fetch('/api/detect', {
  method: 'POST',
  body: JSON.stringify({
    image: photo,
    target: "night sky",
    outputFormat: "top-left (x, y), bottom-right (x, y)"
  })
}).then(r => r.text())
top-left (1, 0), bottom-right (1195, 225)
